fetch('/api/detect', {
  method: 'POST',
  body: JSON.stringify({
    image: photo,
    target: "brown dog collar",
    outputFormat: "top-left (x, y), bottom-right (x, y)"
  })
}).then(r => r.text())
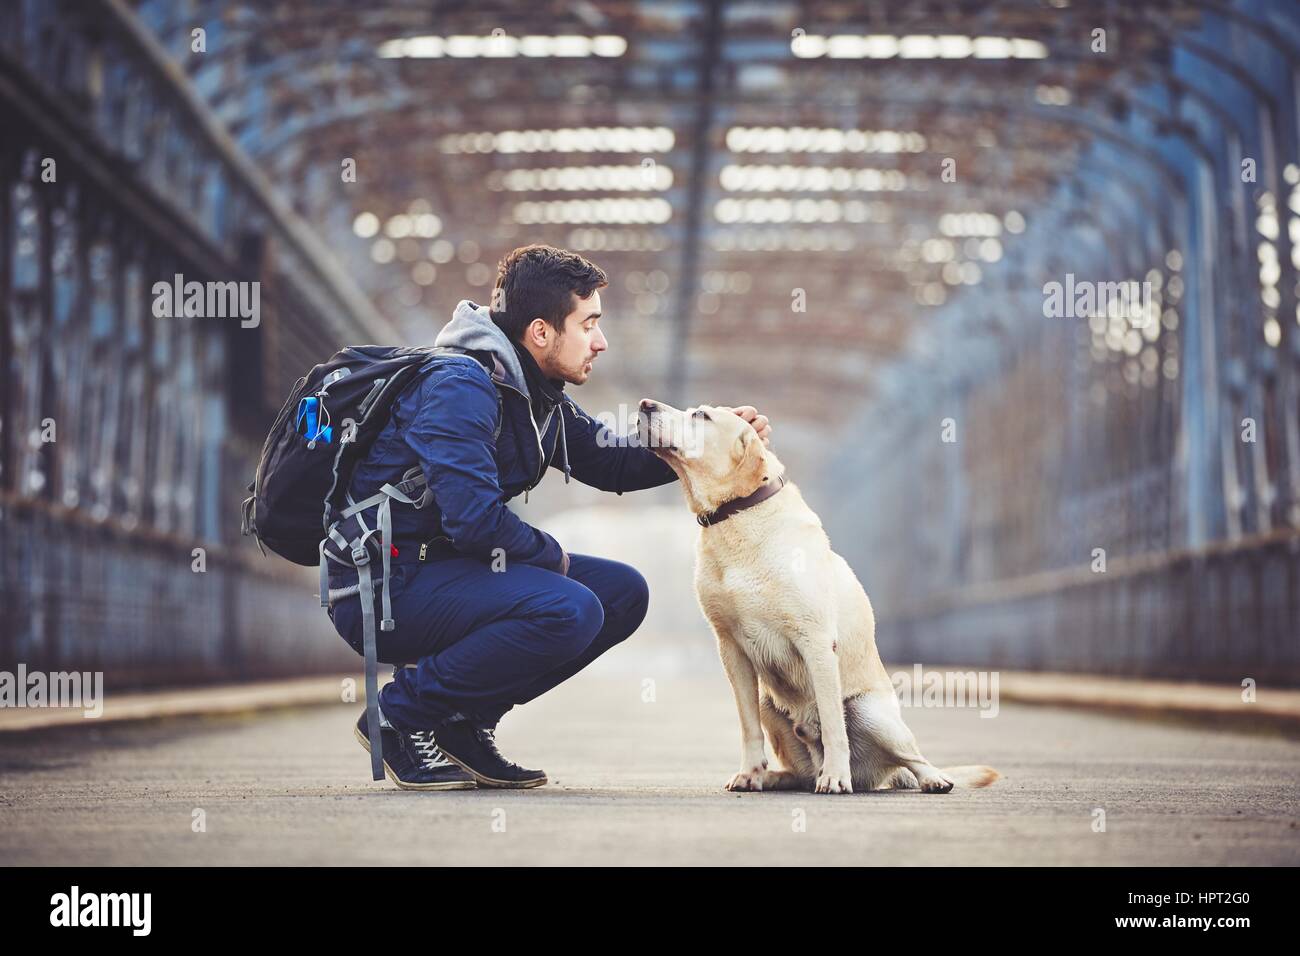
top-left (696, 473), bottom-right (787, 527)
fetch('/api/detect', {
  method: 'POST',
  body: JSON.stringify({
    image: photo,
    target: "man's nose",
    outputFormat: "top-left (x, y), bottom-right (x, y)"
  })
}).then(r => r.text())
top-left (592, 328), bottom-right (608, 351)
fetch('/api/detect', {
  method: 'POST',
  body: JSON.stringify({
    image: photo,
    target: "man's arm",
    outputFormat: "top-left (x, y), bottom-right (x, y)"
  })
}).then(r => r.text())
top-left (555, 397), bottom-right (677, 494)
top-left (404, 362), bottom-right (567, 573)
top-left (554, 397), bottom-right (773, 495)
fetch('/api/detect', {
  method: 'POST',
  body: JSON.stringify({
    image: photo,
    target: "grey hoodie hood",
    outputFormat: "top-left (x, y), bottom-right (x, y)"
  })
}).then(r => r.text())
top-left (432, 298), bottom-right (572, 488)
top-left (434, 299), bottom-right (529, 396)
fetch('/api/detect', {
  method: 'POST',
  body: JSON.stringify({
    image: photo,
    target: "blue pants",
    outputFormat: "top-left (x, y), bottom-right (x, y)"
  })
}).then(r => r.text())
top-left (327, 553), bottom-right (649, 731)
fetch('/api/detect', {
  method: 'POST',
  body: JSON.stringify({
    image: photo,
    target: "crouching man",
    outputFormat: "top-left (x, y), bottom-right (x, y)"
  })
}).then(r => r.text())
top-left (327, 244), bottom-right (771, 789)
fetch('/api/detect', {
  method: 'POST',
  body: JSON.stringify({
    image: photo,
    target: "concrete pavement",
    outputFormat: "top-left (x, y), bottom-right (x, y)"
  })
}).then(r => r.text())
top-left (1, 673), bottom-right (1298, 865)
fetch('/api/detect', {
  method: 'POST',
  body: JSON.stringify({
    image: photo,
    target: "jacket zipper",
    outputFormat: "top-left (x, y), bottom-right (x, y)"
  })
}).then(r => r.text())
top-left (497, 381), bottom-right (556, 496)
top-left (537, 404), bottom-right (558, 465)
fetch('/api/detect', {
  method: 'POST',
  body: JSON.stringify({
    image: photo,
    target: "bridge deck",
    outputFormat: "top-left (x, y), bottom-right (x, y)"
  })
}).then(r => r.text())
top-left (2, 675), bottom-right (1296, 866)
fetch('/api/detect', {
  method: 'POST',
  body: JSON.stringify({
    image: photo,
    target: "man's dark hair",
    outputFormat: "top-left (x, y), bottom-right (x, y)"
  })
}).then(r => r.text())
top-left (489, 244), bottom-right (608, 342)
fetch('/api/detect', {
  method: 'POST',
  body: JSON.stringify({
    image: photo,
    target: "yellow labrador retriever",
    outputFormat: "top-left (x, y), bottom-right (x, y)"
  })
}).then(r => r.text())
top-left (638, 398), bottom-right (1000, 795)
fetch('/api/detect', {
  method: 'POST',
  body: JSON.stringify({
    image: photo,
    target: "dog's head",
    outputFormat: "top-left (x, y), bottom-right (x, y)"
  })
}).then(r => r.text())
top-left (637, 398), bottom-right (778, 517)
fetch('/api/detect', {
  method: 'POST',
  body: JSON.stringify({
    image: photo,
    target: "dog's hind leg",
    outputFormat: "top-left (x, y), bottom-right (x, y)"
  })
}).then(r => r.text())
top-left (876, 767), bottom-right (920, 790)
top-left (845, 694), bottom-right (909, 790)
top-left (845, 691), bottom-right (955, 793)
top-left (759, 693), bottom-right (815, 791)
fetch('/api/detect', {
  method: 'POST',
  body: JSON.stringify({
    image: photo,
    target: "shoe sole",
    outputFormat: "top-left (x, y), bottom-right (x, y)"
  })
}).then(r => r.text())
top-left (354, 725), bottom-right (478, 791)
top-left (435, 746), bottom-right (549, 789)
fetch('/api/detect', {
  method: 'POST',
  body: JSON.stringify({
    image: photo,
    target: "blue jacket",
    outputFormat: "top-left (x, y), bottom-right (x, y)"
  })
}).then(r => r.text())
top-left (337, 300), bottom-right (678, 578)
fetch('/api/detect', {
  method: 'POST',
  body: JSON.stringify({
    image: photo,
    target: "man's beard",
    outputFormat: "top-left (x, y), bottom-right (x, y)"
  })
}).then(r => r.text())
top-left (545, 340), bottom-right (581, 384)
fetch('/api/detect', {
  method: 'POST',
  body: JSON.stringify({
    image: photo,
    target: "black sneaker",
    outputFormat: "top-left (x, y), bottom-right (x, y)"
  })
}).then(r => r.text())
top-left (431, 720), bottom-right (548, 789)
top-left (354, 711), bottom-right (476, 791)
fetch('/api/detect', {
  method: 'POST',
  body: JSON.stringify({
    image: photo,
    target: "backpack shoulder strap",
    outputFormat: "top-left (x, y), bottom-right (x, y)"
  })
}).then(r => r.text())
top-left (421, 347), bottom-right (503, 441)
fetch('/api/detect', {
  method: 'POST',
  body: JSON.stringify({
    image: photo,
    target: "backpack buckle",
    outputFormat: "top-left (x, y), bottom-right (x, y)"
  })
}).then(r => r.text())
top-left (418, 535), bottom-right (452, 562)
top-left (351, 545), bottom-right (370, 566)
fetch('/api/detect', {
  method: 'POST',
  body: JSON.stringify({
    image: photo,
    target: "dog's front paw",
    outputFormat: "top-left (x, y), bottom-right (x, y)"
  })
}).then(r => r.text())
top-left (725, 764), bottom-right (769, 791)
top-left (815, 762), bottom-right (853, 794)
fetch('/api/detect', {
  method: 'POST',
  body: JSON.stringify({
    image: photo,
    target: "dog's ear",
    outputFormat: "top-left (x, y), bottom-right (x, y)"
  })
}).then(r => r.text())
top-left (732, 424), bottom-right (764, 476)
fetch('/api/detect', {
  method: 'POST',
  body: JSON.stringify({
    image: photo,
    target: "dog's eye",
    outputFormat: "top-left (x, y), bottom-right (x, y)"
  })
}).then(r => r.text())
top-left (693, 409), bottom-right (711, 422)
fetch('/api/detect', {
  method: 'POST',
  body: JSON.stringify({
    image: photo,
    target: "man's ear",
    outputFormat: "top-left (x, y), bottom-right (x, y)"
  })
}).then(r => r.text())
top-left (526, 317), bottom-right (551, 349)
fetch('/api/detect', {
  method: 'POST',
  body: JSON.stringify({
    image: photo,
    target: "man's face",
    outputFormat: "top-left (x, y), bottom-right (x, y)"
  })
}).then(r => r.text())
top-left (536, 289), bottom-right (606, 385)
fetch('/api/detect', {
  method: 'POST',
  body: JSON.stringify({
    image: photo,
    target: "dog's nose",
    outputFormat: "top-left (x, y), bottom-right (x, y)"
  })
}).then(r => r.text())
top-left (639, 399), bottom-right (657, 412)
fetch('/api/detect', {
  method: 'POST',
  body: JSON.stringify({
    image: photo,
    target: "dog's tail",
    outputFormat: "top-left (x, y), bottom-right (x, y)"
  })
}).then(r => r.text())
top-left (942, 765), bottom-right (1001, 788)
top-left (882, 765), bottom-right (1001, 789)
